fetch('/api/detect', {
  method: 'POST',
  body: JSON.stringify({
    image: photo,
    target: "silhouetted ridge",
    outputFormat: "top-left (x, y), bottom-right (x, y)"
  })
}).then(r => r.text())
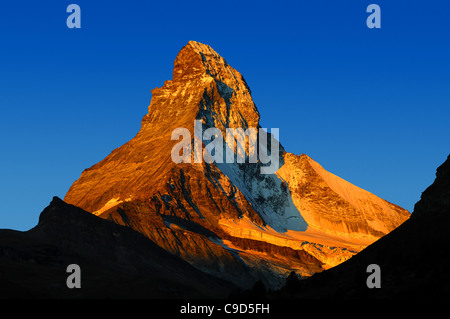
top-left (0, 197), bottom-right (237, 298)
top-left (272, 154), bottom-right (450, 299)
top-left (412, 154), bottom-right (450, 219)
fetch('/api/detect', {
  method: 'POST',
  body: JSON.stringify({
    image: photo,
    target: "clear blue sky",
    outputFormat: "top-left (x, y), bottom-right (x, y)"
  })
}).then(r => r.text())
top-left (1, 0), bottom-right (449, 231)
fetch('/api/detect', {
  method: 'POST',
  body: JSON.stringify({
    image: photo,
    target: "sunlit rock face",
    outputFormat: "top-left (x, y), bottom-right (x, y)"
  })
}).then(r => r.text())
top-left (64, 41), bottom-right (409, 288)
top-left (273, 155), bottom-right (450, 299)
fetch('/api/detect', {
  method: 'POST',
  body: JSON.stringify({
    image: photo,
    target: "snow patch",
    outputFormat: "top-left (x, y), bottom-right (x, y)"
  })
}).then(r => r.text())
top-left (217, 160), bottom-right (308, 232)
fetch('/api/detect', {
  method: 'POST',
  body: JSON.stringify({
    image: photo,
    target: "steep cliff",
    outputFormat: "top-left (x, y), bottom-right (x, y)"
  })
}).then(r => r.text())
top-left (64, 41), bottom-right (409, 287)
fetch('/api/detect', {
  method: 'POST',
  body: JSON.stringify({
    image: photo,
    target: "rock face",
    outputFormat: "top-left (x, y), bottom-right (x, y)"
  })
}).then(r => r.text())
top-left (273, 154), bottom-right (450, 299)
top-left (64, 41), bottom-right (409, 288)
top-left (278, 153), bottom-right (409, 238)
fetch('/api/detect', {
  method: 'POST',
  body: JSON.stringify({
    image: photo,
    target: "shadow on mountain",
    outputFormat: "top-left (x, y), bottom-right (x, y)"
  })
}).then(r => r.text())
top-left (269, 154), bottom-right (450, 299)
top-left (0, 197), bottom-right (237, 299)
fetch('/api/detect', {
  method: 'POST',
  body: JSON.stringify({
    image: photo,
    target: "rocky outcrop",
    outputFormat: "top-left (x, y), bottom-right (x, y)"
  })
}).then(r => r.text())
top-left (64, 41), bottom-right (410, 288)
top-left (273, 154), bottom-right (450, 299)
top-left (412, 155), bottom-right (450, 220)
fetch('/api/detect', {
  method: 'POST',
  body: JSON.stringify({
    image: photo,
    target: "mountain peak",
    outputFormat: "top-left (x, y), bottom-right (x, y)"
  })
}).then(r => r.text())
top-left (64, 42), bottom-right (410, 288)
top-left (172, 41), bottom-right (250, 94)
top-left (144, 41), bottom-right (259, 132)
top-left (186, 40), bottom-right (216, 55)
top-left (172, 41), bottom-right (218, 81)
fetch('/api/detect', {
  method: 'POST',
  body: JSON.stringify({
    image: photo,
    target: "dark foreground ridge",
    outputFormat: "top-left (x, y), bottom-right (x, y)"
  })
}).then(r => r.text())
top-left (0, 197), bottom-right (236, 299)
top-left (271, 154), bottom-right (450, 299)
top-left (1, 153), bottom-right (449, 300)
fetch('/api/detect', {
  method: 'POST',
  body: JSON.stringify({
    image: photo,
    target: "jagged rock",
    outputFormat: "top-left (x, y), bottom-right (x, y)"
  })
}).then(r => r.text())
top-left (64, 41), bottom-right (410, 288)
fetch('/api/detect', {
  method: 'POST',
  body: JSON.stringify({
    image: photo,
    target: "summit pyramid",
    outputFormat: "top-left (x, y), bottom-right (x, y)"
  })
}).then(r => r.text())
top-left (64, 41), bottom-right (410, 288)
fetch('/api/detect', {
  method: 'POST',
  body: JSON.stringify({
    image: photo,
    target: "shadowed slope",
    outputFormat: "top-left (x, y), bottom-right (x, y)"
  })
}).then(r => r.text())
top-left (274, 154), bottom-right (450, 299)
top-left (0, 197), bottom-right (236, 298)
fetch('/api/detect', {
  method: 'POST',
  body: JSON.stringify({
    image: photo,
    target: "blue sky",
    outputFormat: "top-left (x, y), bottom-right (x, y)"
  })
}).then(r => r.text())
top-left (0, 0), bottom-right (449, 230)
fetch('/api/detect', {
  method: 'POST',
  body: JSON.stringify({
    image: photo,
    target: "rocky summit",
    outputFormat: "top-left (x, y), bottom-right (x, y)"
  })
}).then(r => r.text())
top-left (64, 41), bottom-right (410, 289)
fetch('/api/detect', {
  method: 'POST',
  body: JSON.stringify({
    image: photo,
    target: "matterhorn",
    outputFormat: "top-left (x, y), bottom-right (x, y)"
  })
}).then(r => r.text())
top-left (64, 41), bottom-right (410, 288)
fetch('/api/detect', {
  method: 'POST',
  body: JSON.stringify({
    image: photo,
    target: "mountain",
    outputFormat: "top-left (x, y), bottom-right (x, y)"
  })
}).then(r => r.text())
top-left (64, 41), bottom-right (410, 288)
top-left (273, 154), bottom-right (450, 298)
top-left (0, 197), bottom-right (236, 298)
